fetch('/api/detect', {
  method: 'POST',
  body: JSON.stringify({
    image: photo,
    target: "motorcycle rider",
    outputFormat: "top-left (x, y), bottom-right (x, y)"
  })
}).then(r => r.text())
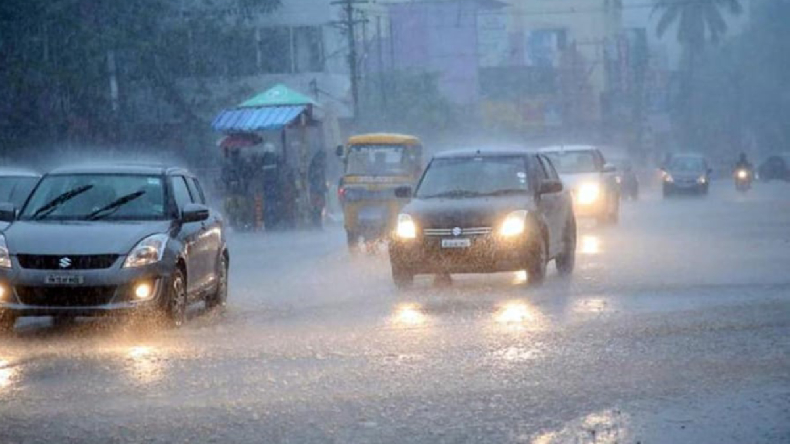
top-left (735, 152), bottom-right (753, 173)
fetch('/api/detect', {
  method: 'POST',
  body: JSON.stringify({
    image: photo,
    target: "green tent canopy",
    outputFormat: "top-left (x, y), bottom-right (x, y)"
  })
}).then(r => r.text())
top-left (238, 84), bottom-right (317, 108)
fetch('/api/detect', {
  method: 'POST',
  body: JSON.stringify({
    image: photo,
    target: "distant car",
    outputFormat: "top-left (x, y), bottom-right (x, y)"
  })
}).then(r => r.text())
top-left (0, 168), bottom-right (40, 230)
top-left (662, 153), bottom-right (711, 197)
top-left (0, 164), bottom-right (229, 333)
top-left (757, 154), bottom-right (790, 182)
top-left (539, 145), bottom-right (620, 224)
top-left (388, 149), bottom-right (576, 288)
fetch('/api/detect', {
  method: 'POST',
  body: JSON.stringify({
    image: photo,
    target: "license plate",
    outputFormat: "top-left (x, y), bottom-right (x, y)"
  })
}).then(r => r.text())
top-left (45, 275), bottom-right (84, 285)
top-left (441, 238), bottom-right (471, 248)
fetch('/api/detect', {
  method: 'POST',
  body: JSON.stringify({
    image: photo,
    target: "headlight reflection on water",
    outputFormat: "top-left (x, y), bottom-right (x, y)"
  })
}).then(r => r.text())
top-left (124, 345), bottom-right (166, 385)
top-left (391, 303), bottom-right (428, 327)
top-left (0, 359), bottom-right (18, 390)
top-left (580, 235), bottom-right (600, 255)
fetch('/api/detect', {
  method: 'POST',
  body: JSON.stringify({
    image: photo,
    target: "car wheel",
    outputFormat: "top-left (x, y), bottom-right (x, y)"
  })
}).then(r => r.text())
top-left (526, 237), bottom-right (547, 286)
top-left (391, 260), bottom-right (414, 289)
top-left (0, 311), bottom-right (16, 334)
top-left (206, 254), bottom-right (228, 310)
top-left (165, 269), bottom-right (188, 328)
top-left (555, 217), bottom-right (576, 276)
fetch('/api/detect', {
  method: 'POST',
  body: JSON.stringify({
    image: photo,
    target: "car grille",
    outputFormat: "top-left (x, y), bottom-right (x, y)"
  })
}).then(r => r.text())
top-left (423, 227), bottom-right (493, 237)
top-left (15, 286), bottom-right (118, 307)
top-left (16, 254), bottom-right (119, 270)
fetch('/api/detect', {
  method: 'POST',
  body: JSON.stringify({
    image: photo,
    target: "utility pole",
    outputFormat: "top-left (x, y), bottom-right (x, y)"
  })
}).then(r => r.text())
top-left (331, 0), bottom-right (368, 122)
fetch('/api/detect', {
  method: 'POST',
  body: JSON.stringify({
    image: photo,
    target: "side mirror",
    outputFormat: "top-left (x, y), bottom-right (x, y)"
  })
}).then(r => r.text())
top-left (602, 163), bottom-right (616, 173)
top-left (394, 186), bottom-right (412, 199)
top-left (335, 145), bottom-right (344, 157)
top-left (182, 203), bottom-right (209, 223)
top-left (539, 180), bottom-right (563, 194)
top-left (0, 203), bottom-right (16, 223)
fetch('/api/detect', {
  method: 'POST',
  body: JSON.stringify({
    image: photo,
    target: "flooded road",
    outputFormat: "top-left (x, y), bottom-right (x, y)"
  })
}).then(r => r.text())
top-left (2, 181), bottom-right (789, 443)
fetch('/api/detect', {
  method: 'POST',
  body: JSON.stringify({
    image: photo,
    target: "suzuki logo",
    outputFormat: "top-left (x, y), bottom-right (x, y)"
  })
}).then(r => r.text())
top-left (59, 257), bottom-right (72, 268)
top-left (452, 227), bottom-right (462, 236)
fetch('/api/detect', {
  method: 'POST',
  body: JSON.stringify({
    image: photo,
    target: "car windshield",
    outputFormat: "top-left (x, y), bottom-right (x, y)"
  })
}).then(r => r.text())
top-left (543, 151), bottom-right (599, 174)
top-left (669, 156), bottom-right (706, 172)
top-left (19, 174), bottom-right (166, 221)
top-left (416, 156), bottom-right (528, 198)
top-left (346, 145), bottom-right (411, 176)
top-left (0, 176), bottom-right (38, 208)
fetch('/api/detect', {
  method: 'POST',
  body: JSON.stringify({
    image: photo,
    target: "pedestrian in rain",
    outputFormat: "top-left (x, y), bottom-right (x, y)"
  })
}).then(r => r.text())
top-left (308, 149), bottom-right (328, 228)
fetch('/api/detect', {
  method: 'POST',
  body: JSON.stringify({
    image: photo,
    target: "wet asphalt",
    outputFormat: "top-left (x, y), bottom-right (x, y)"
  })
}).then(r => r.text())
top-left (1, 180), bottom-right (789, 443)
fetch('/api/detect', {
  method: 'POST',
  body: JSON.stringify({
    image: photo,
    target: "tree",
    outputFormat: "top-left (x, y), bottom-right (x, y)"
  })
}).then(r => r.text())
top-left (0, 0), bottom-right (280, 153)
top-left (652, 0), bottom-right (742, 145)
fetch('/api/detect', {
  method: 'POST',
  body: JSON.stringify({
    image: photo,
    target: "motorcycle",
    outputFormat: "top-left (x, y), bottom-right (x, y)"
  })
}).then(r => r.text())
top-left (734, 168), bottom-right (752, 192)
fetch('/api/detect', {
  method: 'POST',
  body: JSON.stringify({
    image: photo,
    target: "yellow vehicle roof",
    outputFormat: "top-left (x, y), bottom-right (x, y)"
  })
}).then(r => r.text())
top-left (347, 133), bottom-right (421, 146)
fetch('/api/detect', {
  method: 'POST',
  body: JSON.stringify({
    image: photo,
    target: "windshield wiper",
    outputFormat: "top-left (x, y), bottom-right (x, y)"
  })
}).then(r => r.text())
top-left (420, 189), bottom-right (482, 199)
top-left (482, 189), bottom-right (528, 196)
top-left (31, 185), bottom-right (94, 220)
top-left (85, 190), bottom-right (146, 221)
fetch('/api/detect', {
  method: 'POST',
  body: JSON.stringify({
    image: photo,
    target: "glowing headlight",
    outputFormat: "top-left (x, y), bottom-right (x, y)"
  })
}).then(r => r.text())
top-left (134, 282), bottom-right (154, 300)
top-left (396, 214), bottom-right (416, 239)
top-left (663, 173), bottom-right (674, 183)
top-left (500, 210), bottom-right (527, 237)
top-left (0, 235), bottom-right (11, 269)
top-left (0, 284), bottom-right (6, 301)
top-left (576, 183), bottom-right (601, 205)
top-left (698, 176), bottom-right (708, 184)
top-left (737, 170), bottom-right (748, 180)
top-left (123, 234), bottom-right (168, 268)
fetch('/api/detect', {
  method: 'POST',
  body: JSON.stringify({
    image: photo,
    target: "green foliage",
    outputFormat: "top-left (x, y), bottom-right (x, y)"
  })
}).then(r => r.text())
top-left (0, 0), bottom-right (281, 147)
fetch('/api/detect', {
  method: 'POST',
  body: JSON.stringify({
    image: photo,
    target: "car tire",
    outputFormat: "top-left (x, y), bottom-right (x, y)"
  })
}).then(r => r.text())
top-left (206, 254), bottom-right (228, 310)
top-left (391, 261), bottom-right (414, 289)
top-left (165, 269), bottom-right (188, 328)
top-left (555, 217), bottom-right (576, 276)
top-left (0, 311), bottom-right (16, 334)
top-left (526, 237), bottom-right (547, 286)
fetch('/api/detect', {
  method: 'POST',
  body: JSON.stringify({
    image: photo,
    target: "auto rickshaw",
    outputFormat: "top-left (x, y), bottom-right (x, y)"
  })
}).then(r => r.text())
top-left (336, 133), bottom-right (423, 252)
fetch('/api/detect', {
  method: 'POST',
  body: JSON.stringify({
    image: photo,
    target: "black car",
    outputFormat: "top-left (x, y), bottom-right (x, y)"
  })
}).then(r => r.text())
top-left (0, 164), bottom-right (229, 332)
top-left (0, 168), bottom-right (40, 230)
top-left (389, 150), bottom-right (576, 287)
top-left (758, 154), bottom-right (790, 182)
top-left (662, 153), bottom-right (712, 196)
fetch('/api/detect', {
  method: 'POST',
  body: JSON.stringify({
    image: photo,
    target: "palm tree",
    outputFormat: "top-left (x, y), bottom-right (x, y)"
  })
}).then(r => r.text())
top-left (652, 0), bottom-right (742, 144)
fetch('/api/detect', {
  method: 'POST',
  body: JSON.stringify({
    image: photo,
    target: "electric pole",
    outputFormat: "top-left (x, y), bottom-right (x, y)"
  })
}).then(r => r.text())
top-left (331, 0), bottom-right (368, 122)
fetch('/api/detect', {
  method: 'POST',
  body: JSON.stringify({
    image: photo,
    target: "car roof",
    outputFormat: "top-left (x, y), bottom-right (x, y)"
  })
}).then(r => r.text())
top-left (537, 145), bottom-right (599, 153)
top-left (0, 167), bottom-right (40, 178)
top-left (348, 133), bottom-right (421, 146)
top-left (433, 148), bottom-right (534, 159)
top-left (46, 163), bottom-right (191, 176)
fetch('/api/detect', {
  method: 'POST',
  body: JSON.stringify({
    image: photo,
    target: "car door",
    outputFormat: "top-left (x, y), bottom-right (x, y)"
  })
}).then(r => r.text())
top-left (171, 175), bottom-right (206, 295)
top-left (187, 176), bottom-right (222, 288)
top-left (532, 155), bottom-right (562, 256)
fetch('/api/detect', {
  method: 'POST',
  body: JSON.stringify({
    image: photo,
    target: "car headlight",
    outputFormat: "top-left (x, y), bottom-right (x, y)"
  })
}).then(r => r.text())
top-left (0, 235), bottom-right (11, 269)
top-left (663, 173), bottom-right (674, 183)
top-left (123, 234), bottom-right (168, 268)
top-left (500, 210), bottom-right (527, 237)
top-left (698, 175), bottom-right (708, 184)
top-left (736, 170), bottom-right (748, 180)
top-left (396, 214), bottom-right (416, 239)
top-left (576, 183), bottom-right (601, 205)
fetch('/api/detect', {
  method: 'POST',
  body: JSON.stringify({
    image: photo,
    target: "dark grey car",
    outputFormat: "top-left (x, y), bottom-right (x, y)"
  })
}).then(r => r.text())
top-left (0, 164), bottom-right (229, 332)
top-left (389, 150), bottom-right (576, 287)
